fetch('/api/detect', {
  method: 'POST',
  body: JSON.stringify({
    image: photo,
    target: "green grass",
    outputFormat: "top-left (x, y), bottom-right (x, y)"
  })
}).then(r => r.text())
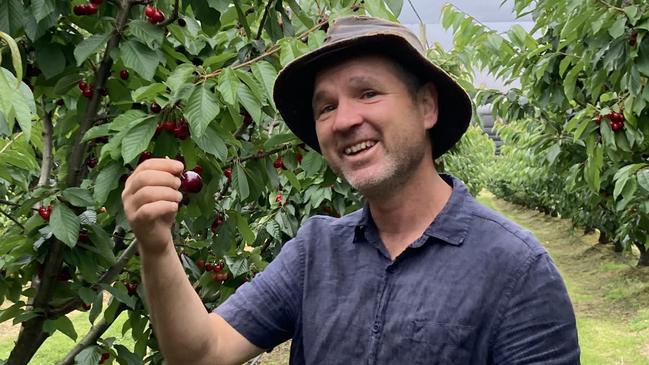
top-left (0, 310), bottom-right (135, 364)
top-left (2, 192), bottom-right (649, 364)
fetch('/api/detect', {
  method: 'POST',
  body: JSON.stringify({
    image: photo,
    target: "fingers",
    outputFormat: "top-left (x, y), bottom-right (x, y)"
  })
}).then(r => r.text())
top-left (128, 186), bottom-right (183, 213)
top-left (131, 200), bottom-right (180, 225)
top-left (133, 158), bottom-right (184, 175)
top-left (125, 169), bottom-right (182, 196)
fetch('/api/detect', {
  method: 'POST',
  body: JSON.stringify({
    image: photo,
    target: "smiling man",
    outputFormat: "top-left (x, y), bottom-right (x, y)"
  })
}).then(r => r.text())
top-left (122, 16), bottom-right (580, 365)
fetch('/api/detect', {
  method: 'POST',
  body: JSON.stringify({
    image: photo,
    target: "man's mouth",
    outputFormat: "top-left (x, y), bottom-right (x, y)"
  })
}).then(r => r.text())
top-left (343, 140), bottom-right (377, 156)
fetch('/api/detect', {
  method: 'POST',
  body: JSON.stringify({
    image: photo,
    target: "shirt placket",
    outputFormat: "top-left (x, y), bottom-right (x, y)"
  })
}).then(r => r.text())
top-left (367, 262), bottom-right (397, 364)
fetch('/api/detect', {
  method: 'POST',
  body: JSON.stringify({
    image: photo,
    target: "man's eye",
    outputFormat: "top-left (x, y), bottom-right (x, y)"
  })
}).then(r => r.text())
top-left (361, 90), bottom-right (378, 99)
top-left (320, 105), bottom-right (335, 114)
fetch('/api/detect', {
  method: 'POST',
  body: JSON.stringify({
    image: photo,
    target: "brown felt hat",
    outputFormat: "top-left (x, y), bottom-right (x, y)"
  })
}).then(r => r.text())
top-left (273, 16), bottom-right (473, 158)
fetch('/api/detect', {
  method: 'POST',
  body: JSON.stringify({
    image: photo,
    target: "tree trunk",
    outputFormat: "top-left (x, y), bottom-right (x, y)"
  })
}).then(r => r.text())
top-left (613, 240), bottom-right (624, 253)
top-left (598, 231), bottom-right (610, 244)
top-left (635, 242), bottom-right (649, 267)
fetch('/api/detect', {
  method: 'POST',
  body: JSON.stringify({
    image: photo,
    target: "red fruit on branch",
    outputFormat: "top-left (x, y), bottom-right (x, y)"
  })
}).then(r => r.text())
top-left (150, 102), bottom-right (161, 113)
top-left (86, 157), bottom-right (98, 168)
top-left (275, 194), bottom-right (283, 204)
top-left (138, 151), bottom-right (152, 164)
top-left (86, 3), bottom-right (98, 14)
top-left (205, 262), bottom-right (216, 272)
top-left (609, 112), bottom-right (624, 124)
top-left (242, 112), bottom-right (253, 126)
top-left (211, 214), bottom-right (224, 232)
top-left (119, 69), bottom-right (129, 80)
top-left (173, 120), bottom-right (190, 140)
top-left (38, 206), bottom-right (52, 221)
top-left (594, 115), bottom-right (602, 125)
top-left (144, 5), bottom-right (157, 18)
top-left (273, 157), bottom-right (285, 169)
top-left (223, 167), bottom-right (232, 181)
top-left (629, 30), bottom-right (638, 47)
top-left (79, 231), bottom-right (90, 242)
top-left (82, 88), bottom-right (94, 98)
top-left (611, 121), bottom-right (625, 132)
top-left (126, 282), bottom-right (138, 295)
top-left (78, 80), bottom-right (88, 91)
top-left (212, 272), bottom-right (229, 282)
top-left (161, 120), bottom-right (176, 132)
top-left (192, 165), bottom-right (203, 174)
top-left (99, 352), bottom-right (110, 364)
top-left (81, 303), bottom-right (91, 311)
top-left (196, 259), bottom-right (205, 270)
top-left (180, 171), bottom-right (203, 193)
top-left (295, 152), bottom-right (303, 164)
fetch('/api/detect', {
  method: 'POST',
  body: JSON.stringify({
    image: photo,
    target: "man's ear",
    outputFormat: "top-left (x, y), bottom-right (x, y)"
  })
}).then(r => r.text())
top-left (418, 82), bottom-right (439, 130)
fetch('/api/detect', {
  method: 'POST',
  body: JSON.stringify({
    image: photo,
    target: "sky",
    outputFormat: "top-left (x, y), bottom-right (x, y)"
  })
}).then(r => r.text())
top-left (397, 0), bottom-right (534, 90)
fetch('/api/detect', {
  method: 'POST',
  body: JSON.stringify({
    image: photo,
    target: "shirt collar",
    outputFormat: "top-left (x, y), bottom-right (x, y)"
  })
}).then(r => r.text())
top-left (352, 174), bottom-right (473, 246)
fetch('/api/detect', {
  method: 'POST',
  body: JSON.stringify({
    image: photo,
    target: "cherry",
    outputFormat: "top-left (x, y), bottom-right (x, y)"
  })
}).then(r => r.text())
top-left (150, 102), bottom-right (161, 113)
top-left (86, 3), bottom-right (98, 14)
top-left (99, 352), bottom-right (110, 364)
top-left (223, 167), bottom-right (232, 181)
top-left (192, 165), bottom-right (203, 174)
top-left (180, 171), bottom-right (203, 193)
top-left (630, 30), bottom-right (638, 47)
top-left (242, 112), bottom-right (253, 126)
top-left (38, 205), bottom-right (52, 221)
top-left (273, 157), bottom-right (285, 169)
top-left (611, 120), bottom-right (624, 132)
top-left (81, 303), bottom-right (91, 311)
top-left (78, 80), bottom-right (88, 91)
top-left (73, 5), bottom-right (85, 15)
top-left (295, 152), bottom-right (303, 164)
top-left (275, 194), bottom-right (283, 205)
top-left (211, 214), bottom-right (224, 232)
top-left (161, 120), bottom-right (176, 132)
top-left (173, 120), bottom-right (190, 140)
top-left (86, 157), bottom-right (98, 168)
top-left (82, 88), bottom-right (94, 98)
top-left (119, 69), bottom-right (129, 80)
top-left (138, 151), bottom-right (152, 164)
top-left (594, 115), bottom-right (602, 125)
top-left (212, 272), bottom-right (229, 282)
top-left (125, 282), bottom-right (138, 295)
top-left (205, 262), bottom-right (216, 272)
top-left (144, 5), bottom-right (157, 18)
top-left (90, 0), bottom-right (102, 4)
top-left (79, 231), bottom-right (90, 243)
top-left (196, 259), bottom-right (205, 270)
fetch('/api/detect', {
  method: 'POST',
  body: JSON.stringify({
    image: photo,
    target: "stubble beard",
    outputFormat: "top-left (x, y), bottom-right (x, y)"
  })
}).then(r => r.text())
top-left (330, 137), bottom-right (429, 200)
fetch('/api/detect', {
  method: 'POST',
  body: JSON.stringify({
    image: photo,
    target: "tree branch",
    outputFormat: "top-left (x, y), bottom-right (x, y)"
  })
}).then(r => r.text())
top-left (0, 199), bottom-right (19, 206)
top-left (233, 0), bottom-right (253, 39)
top-left (0, 207), bottom-right (24, 229)
top-left (37, 100), bottom-right (53, 187)
top-left (202, 18), bottom-right (328, 80)
top-left (57, 305), bottom-right (126, 365)
top-left (255, 0), bottom-right (275, 40)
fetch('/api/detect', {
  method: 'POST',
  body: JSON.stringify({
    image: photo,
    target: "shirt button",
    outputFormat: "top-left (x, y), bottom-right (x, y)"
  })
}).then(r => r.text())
top-left (372, 324), bottom-right (380, 333)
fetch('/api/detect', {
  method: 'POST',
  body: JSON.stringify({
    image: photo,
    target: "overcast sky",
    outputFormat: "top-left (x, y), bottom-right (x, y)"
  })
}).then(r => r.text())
top-left (397, 0), bottom-right (534, 89)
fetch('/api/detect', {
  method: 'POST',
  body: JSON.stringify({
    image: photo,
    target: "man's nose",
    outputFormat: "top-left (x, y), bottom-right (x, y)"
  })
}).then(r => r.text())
top-left (331, 98), bottom-right (363, 133)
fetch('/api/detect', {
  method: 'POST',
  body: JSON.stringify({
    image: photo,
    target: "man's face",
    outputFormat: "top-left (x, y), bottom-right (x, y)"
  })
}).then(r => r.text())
top-left (312, 55), bottom-right (438, 197)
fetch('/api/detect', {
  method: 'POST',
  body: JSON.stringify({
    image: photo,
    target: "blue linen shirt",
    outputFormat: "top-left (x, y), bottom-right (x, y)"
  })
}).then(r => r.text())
top-left (215, 175), bottom-right (580, 364)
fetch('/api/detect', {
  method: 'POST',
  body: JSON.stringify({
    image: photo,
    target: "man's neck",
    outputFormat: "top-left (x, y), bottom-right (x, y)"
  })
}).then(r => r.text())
top-left (367, 166), bottom-right (452, 259)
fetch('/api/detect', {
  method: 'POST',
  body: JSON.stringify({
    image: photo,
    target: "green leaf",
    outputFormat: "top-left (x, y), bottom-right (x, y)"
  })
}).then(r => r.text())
top-left (87, 224), bottom-right (116, 262)
top-left (78, 287), bottom-right (96, 305)
top-left (104, 284), bottom-right (135, 309)
top-left (251, 61), bottom-right (278, 108)
top-left (62, 187), bottom-right (94, 207)
top-left (50, 204), bottom-right (81, 248)
top-left (166, 64), bottom-right (195, 93)
top-left (264, 133), bottom-right (296, 149)
top-left (0, 0), bottom-right (26, 37)
top-left (121, 116), bottom-right (157, 163)
top-left (231, 212), bottom-right (255, 243)
top-left (301, 151), bottom-right (324, 176)
top-left (546, 142), bottom-right (561, 164)
top-left (0, 69), bottom-right (34, 139)
top-left (191, 126), bottom-right (227, 161)
top-left (237, 83), bottom-right (262, 123)
top-left (82, 124), bottom-right (111, 143)
top-left (235, 70), bottom-right (266, 105)
top-left (637, 168), bottom-right (649, 192)
top-left (365, 0), bottom-right (397, 21)
top-left (31, 0), bottom-right (54, 23)
top-left (224, 255), bottom-right (249, 277)
top-left (132, 83), bottom-right (167, 101)
top-left (43, 315), bottom-right (77, 340)
top-left (608, 17), bottom-right (626, 38)
top-left (185, 83), bottom-right (220, 137)
top-left (235, 163), bottom-right (249, 200)
top-left (115, 344), bottom-right (143, 365)
top-left (217, 68), bottom-right (240, 106)
top-left (0, 31), bottom-right (23, 83)
top-left (128, 19), bottom-right (165, 48)
top-left (74, 32), bottom-right (111, 67)
top-left (119, 39), bottom-right (161, 81)
top-left (94, 162), bottom-right (122, 206)
top-left (75, 346), bottom-right (100, 365)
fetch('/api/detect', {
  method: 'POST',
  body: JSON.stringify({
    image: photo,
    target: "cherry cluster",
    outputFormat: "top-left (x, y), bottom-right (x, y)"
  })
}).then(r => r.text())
top-left (144, 5), bottom-right (166, 24)
top-left (196, 259), bottom-right (229, 281)
top-left (38, 205), bottom-right (52, 221)
top-left (73, 0), bottom-right (102, 16)
top-left (155, 119), bottom-right (190, 140)
top-left (78, 80), bottom-right (94, 98)
top-left (595, 112), bottom-right (625, 133)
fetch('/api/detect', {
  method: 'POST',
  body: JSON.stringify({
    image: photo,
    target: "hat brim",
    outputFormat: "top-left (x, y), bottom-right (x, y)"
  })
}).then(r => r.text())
top-left (273, 33), bottom-right (472, 158)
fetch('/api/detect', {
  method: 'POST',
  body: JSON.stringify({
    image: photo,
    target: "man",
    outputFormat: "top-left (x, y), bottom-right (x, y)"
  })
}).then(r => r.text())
top-left (122, 16), bottom-right (580, 364)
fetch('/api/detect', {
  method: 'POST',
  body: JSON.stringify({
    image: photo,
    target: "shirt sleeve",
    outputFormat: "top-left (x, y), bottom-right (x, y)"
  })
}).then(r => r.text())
top-left (213, 236), bottom-right (304, 350)
top-left (491, 253), bottom-right (580, 364)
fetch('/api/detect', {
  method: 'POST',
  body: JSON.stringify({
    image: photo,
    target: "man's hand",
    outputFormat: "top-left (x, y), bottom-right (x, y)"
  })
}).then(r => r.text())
top-left (122, 158), bottom-right (184, 255)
